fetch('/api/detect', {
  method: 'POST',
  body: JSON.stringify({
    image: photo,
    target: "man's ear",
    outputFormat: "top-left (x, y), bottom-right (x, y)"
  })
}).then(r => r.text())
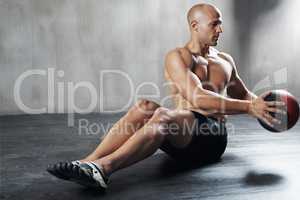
top-left (190, 20), bottom-right (198, 32)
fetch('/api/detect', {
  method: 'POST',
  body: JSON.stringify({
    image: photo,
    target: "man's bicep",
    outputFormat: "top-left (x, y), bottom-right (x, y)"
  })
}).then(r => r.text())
top-left (227, 73), bottom-right (249, 100)
top-left (224, 54), bottom-right (250, 99)
top-left (165, 51), bottom-right (204, 103)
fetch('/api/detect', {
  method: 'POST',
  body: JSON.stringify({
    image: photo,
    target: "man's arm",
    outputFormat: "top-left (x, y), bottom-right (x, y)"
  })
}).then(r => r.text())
top-left (221, 52), bottom-right (258, 101)
top-left (165, 50), bottom-right (251, 115)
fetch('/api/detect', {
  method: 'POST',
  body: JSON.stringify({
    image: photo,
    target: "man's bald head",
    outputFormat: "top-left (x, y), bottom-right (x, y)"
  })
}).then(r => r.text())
top-left (186, 4), bottom-right (223, 46)
top-left (187, 4), bottom-right (221, 26)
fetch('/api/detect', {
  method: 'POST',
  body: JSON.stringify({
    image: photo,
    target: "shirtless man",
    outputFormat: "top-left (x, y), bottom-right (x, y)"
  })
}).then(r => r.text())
top-left (47, 3), bottom-right (285, 191)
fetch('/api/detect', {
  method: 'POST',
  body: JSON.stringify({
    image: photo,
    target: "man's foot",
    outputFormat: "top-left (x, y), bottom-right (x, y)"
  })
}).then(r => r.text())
top-left (46, 160), bottom-right (82, 180)
top-left (71, 162), bottom-right (109, 190)
top-left (47, 161), bottom-right (109, 190)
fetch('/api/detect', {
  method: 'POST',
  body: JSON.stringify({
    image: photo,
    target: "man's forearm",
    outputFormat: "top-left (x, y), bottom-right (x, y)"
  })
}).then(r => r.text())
top-left (244, 91), bottom-right (258, 101)
top-left (193, 89), bottom-right (251, 115)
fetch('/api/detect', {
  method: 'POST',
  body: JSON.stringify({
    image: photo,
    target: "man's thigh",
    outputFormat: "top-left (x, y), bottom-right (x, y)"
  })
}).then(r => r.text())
top-left (164, 109), bottom-right (197, 148)
top-left (160, 110), bottom-right (228, 163)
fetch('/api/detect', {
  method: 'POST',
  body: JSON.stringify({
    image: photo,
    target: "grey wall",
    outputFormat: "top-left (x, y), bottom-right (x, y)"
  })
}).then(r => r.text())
top-left (0, 0), bottom-right (299, 115)
top-left (233, 0), bottom-right (300, 97)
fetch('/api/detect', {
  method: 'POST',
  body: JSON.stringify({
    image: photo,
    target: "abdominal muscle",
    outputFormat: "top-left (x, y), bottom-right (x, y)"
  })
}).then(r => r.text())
top-left (174, 93), bottom-right (226, 120)
top-left (166, 79), bottom-right (228, 123)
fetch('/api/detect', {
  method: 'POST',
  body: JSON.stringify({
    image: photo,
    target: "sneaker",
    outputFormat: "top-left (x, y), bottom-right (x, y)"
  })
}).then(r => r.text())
top-left (74, 162), bottom-right (109, 190)
top-left (46, 160), bottom-right (82, 180)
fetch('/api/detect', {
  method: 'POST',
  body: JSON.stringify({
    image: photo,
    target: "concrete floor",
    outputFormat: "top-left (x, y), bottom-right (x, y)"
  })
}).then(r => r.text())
top-left (0, 113), bottom-right (299, 200)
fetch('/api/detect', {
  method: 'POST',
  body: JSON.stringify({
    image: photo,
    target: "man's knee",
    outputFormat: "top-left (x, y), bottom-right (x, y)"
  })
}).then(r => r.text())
top-left (130, 99), bottom-right (160, 117)
top-left (137, 99), bottom-right (160, 112)
top-left (150, 107), bottom-right (172, 122)
top-left (123, 99), bottom-right (161, 126)
top-left (145, 107), bottom-right (174, 137)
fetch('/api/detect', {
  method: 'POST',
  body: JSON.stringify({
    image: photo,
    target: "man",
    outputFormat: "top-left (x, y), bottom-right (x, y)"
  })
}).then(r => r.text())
top-left (47, 3), bottom-right (285, 191)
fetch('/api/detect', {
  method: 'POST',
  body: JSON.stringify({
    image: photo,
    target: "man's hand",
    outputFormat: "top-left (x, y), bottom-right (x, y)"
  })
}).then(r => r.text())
top-left (247, 92), bottom-right (286, 127)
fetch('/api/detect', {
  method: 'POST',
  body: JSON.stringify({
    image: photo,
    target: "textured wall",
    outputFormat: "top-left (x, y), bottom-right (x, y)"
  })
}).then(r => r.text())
top-left (233, 0), bottom-right (300, 98)
top-left (0, 0), bottom-right (299, 115)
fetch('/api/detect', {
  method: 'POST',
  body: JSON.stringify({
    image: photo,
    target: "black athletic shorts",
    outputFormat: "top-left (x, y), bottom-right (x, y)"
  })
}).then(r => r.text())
top-left (159, 110), bottom-right (228, 164)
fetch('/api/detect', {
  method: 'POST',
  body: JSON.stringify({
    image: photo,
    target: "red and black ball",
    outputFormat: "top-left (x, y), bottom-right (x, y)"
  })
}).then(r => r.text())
top-left (258, 90), bottom-right (299, 132)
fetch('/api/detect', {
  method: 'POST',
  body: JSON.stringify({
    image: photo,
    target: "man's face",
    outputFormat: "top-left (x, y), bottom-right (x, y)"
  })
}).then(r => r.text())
top-left (195, 11), bottom-right (223, 46)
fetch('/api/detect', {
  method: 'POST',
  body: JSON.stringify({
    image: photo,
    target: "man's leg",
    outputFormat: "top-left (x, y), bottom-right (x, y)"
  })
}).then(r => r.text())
top-left (81, 99), bottom-right (160, 162)
top-left (47, 108), bottom-right (196, 189)
top-left (92, 108), bottom-right (196, 176)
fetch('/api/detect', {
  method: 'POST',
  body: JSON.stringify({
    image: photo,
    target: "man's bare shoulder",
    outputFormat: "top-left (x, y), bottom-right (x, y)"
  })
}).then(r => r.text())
top-left (218, 51), bottom-right (239, 80)
top-left (218, 51), bottom-right (235, 66)
top-left (165, 47), bottom-right (192, 65)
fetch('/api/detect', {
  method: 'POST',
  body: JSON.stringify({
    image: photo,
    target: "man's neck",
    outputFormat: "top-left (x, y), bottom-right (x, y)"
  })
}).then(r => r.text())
top-left (186, 39), bottom-right (210, 57)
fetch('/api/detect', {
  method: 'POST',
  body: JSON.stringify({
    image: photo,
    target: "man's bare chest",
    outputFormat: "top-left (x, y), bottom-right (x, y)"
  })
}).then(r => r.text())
top-left (192, 56), bottom-right (232, 92)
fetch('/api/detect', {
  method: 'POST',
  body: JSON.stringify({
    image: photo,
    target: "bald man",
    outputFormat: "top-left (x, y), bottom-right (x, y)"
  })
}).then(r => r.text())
top-left (47, 4), bottom-right (285, 190)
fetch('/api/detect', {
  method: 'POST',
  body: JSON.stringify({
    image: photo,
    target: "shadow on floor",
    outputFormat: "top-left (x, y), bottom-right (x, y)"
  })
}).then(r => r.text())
top-left (243, 170), bottom-right (284, 186)
top-left (158, 156), bottom-right (222, 177)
